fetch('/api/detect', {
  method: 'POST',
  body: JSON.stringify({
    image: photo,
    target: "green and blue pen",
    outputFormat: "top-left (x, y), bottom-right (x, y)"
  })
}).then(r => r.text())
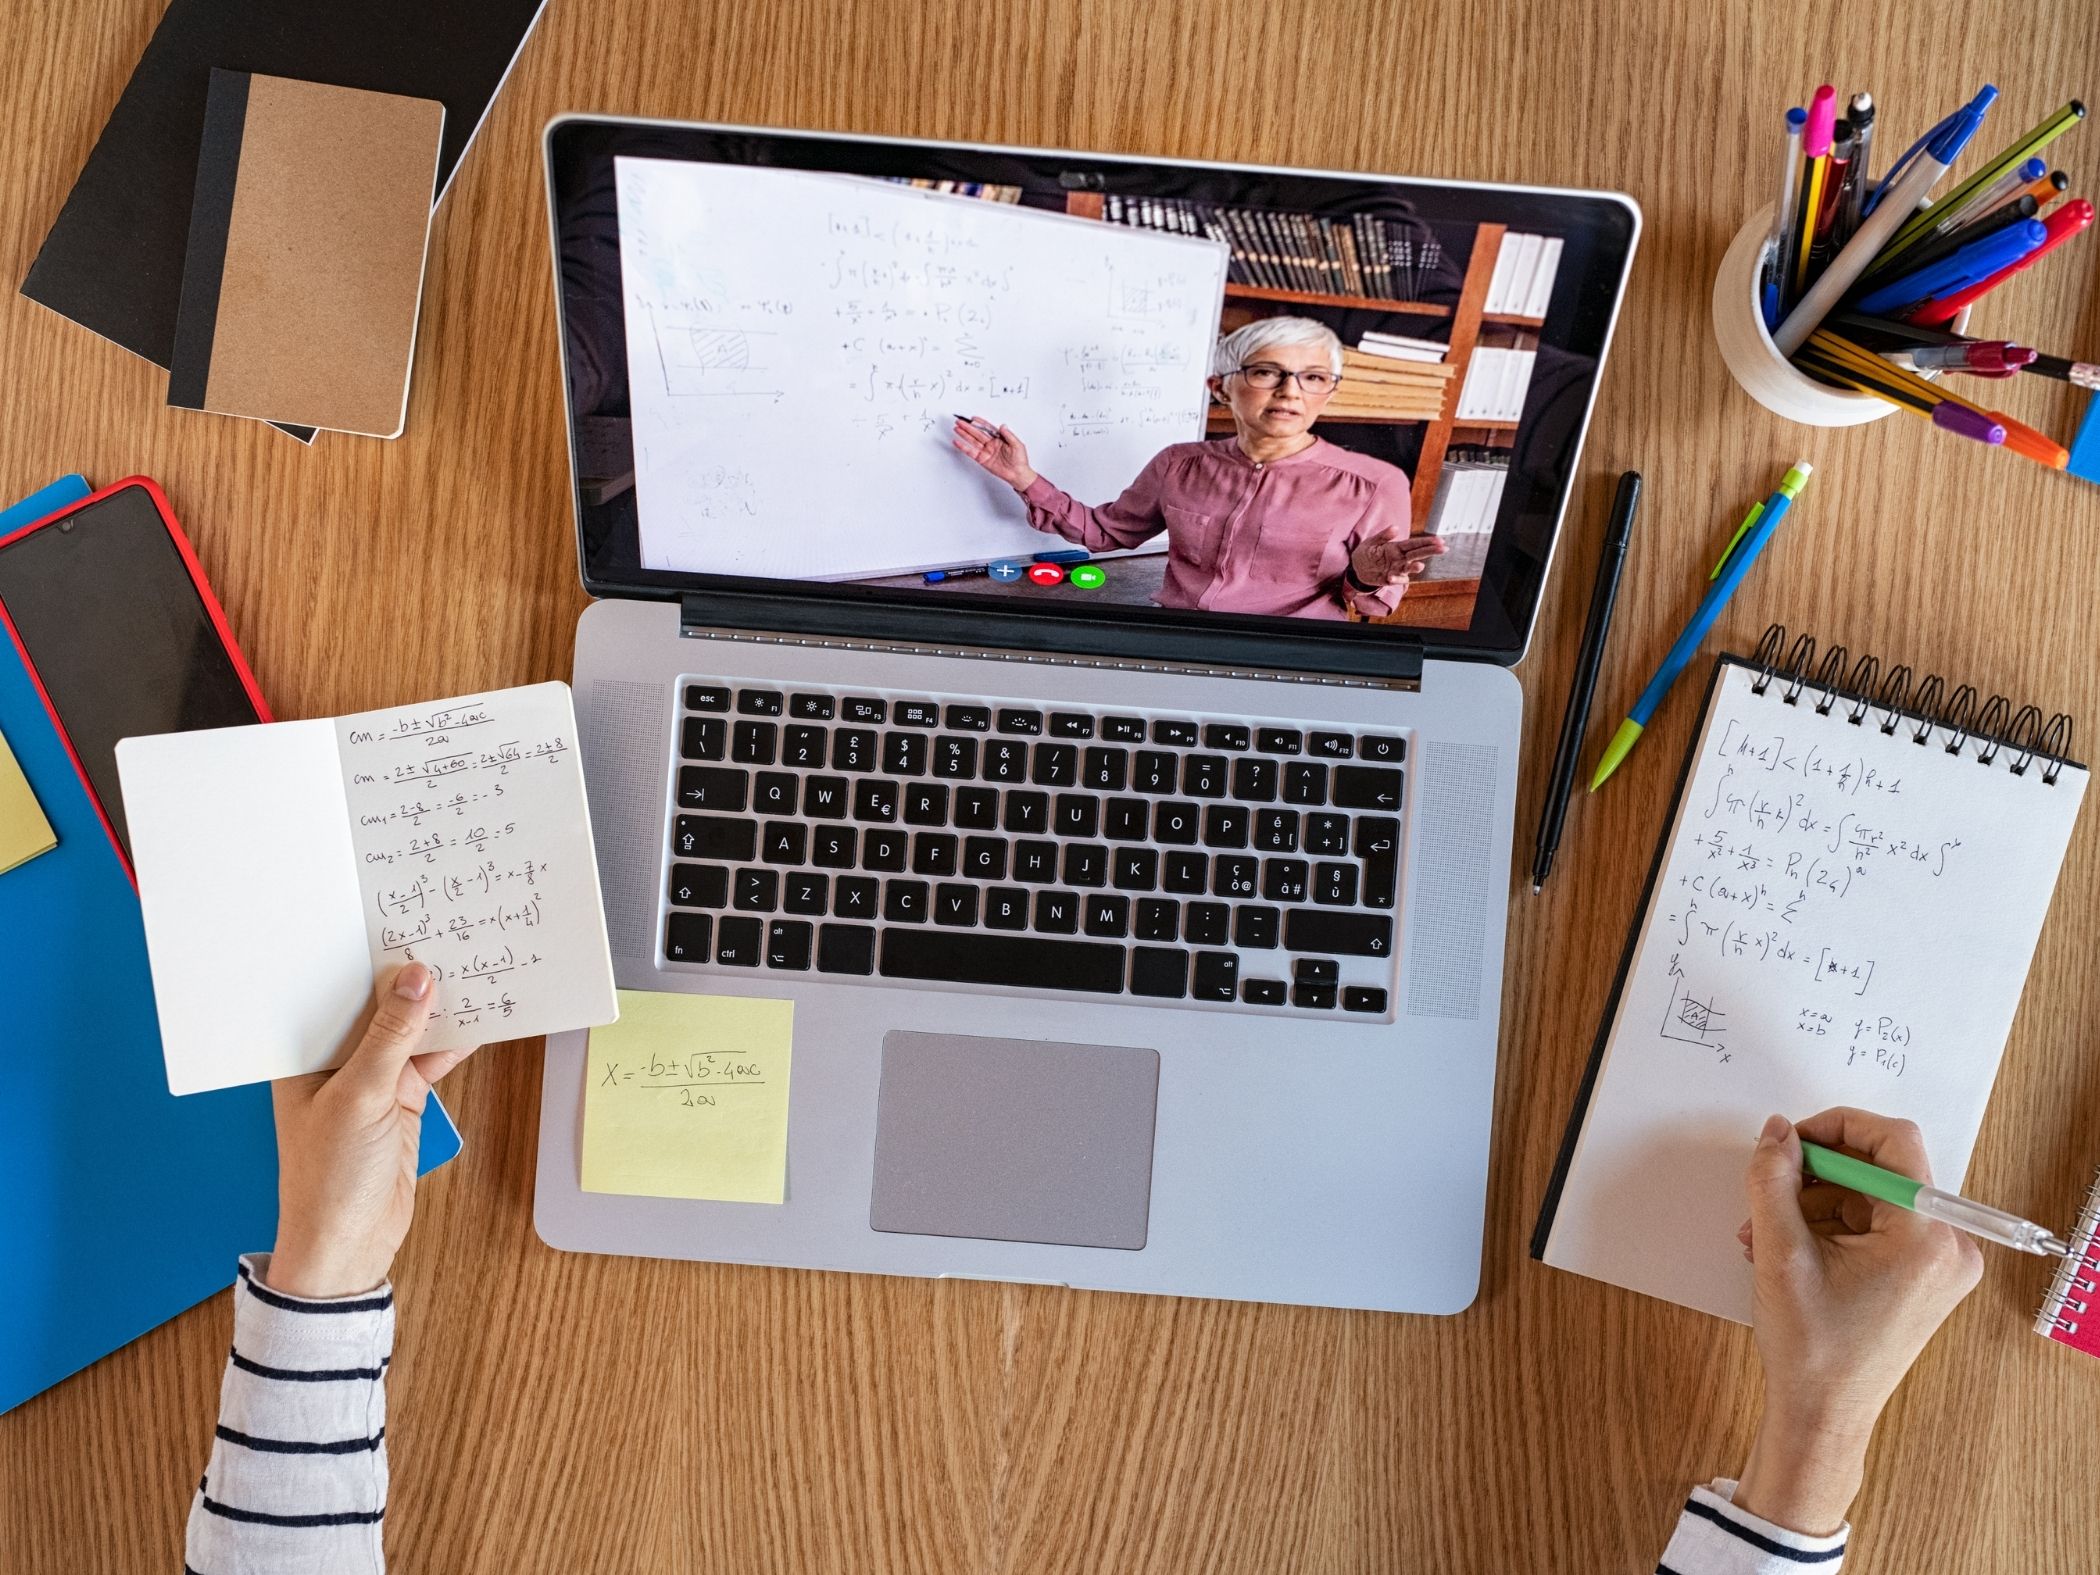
top-left (1802, 1141), bottom-right (2069, 1256)
top-left (1589, 461), bottom-right (1814, 791)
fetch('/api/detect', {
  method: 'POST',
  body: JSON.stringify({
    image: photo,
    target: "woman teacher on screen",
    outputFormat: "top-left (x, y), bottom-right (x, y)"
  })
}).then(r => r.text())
top-left (952, 316), bottom-right (1444, 620)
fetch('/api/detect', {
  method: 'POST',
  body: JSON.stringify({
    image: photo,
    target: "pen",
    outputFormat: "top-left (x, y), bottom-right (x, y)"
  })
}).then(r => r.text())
top-left (1590, 461), bottom-right (1812, 791)
top-left (2010, 169), bottom-right (2071, 214)
top-left (1773, 87), bottom-right (1996, 354)
top-left (1801, 1141), bottom-right (2070, 1257)
top-left (1926, 155), bottom-right (2045, 238)
top-left (1893, 342), bottom-right (2037, 374)
top-left (923, 565), bottom-right (992, 583)
top-left (1530, 471), bottom-right (1639, 892)
top-left (953, 413), bottom-right (1000, 438)
top-left (1031, 549), bottom-right (1091, 565)
top-left (1909, 199), bottom-right (2095, 325)
top-left (1852, 218), bottom-right (2048, 315)
top-left (1881, 96), bottom-right (2080, 259)
top-left (1767, 107), bottom-right (1809, 323)
top-left (1856, 194), bottom-right (2038, 286)
top-left (1838, 93), bottom-right (1875, 240)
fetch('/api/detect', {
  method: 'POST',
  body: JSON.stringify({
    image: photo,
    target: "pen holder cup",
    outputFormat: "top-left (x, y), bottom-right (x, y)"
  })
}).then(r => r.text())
top-left (1712, 208), bottom-right (1893, 426)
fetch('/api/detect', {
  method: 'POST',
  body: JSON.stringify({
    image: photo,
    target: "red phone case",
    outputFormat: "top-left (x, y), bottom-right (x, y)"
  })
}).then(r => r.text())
top-left (0, 476), bottom-right (271, 880)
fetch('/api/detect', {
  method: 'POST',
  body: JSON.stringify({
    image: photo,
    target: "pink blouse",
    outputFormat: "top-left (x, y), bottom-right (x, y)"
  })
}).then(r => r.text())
top-left (1020, 437), bottom-right (1416, 620)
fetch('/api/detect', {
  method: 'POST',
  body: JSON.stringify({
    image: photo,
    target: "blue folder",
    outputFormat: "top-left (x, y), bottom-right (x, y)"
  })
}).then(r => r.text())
top-left (0, 476), bottom-right (461, 1416)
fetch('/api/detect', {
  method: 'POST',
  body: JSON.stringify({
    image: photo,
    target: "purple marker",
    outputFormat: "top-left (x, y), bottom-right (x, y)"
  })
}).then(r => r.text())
top-left (1933, 403), bottom-right (2006, 444)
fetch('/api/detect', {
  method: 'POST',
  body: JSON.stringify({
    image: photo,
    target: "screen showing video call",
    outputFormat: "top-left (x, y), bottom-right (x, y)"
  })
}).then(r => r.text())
top-left (553, 124), bottom-right (1634, 647)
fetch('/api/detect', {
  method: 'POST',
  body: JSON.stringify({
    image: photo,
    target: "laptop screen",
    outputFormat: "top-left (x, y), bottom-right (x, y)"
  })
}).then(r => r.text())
top-left (546, 119), bottom-right (1638, 665)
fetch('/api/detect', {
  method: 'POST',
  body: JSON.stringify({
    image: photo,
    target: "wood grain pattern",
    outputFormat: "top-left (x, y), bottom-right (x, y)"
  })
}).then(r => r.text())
top-left (4, 1), bottom-right (2099, 1569)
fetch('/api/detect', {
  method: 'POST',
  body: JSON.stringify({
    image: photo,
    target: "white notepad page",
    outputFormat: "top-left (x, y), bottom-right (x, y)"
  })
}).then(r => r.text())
top-left (119, 682), bottom-right (617, 1094)
top-left (1542, 661), bottom-right (2088, 1322)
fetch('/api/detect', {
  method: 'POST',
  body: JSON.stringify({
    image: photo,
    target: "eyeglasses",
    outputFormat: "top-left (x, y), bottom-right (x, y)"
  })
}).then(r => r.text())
top-left (1230, 363), bottom-right (1340, 394)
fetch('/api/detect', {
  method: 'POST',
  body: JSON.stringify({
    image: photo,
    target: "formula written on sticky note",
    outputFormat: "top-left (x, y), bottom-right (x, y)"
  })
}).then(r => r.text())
top-left (582, 990), bottom-right (794, 1203)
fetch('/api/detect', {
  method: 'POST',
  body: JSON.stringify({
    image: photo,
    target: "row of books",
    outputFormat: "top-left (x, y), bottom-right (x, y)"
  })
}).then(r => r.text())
top-left (1419, 449), bottom-right (1509, 579)
top-left (1104, 195), bottom-right (1444, 301)
top-left (1484, 233), bottom-right (1562, 318)
top-left (1454, 347), bottom-right (1537, 423)
top-left (1330, 342), bottom-right (1454, 421)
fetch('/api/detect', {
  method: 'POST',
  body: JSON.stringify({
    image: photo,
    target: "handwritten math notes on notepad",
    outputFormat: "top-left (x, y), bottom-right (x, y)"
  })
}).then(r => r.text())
top-left (118, 682), bottom-right (617, 1094)
top-left (338, 691), bottom-right (609, 1037)
top-left (1541, 661), bottom-right (2087, 1323)
top-left (582, 991), bottom-right (795, 1204)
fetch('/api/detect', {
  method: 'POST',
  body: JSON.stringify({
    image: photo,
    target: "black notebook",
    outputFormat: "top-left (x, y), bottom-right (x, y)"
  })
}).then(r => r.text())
top-left (21, 0), bottom-right (545, 397)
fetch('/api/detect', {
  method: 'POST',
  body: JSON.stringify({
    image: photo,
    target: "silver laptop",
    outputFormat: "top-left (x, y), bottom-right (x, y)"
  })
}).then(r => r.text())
top-left (533, 116), bottom-right (1638, 1312)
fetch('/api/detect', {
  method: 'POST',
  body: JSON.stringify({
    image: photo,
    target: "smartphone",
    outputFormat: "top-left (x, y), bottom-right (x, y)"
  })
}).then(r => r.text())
top-left (0, 478), bottom-right (268, 867)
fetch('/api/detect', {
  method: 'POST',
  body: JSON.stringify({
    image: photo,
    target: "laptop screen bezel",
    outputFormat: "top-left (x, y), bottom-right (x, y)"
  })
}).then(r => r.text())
top-left (543, 114), bottom-right (1640, 677)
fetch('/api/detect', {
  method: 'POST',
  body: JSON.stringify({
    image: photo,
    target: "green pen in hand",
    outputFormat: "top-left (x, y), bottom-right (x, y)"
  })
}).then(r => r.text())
top-left (1801, 1140), bottom-right (2070, 1257)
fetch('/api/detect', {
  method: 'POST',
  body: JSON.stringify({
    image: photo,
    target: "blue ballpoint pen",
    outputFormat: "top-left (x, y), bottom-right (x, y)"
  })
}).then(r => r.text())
top-left (1590, 462), bottom-right (1813, 790)
top-left (1853, 218), bottom-right (2049, 314)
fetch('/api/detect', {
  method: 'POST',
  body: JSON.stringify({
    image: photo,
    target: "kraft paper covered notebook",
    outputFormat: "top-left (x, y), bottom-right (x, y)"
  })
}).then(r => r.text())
top-left (167, 71), bottom-right (443, 437)
top-left (1533, 628), bottom-right (2087, 1323)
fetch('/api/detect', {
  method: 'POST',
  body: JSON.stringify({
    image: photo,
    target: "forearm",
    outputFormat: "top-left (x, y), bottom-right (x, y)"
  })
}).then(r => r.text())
top-left (1018, 474), bottom-right (1157, 552)
top-left (187, 1254), bottom-right (393, 1574)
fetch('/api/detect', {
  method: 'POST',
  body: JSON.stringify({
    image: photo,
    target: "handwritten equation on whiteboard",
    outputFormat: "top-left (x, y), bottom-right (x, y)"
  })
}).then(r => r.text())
top-left (337, 684), bottom-right (611, 1040)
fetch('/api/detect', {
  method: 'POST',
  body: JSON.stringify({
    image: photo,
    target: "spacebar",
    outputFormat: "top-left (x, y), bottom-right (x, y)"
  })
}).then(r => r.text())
top-left (879, 930), bottom-right (1127, 994)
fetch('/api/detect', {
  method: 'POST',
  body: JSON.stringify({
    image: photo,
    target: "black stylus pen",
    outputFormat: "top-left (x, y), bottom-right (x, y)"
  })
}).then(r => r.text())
top-left (1530, 470), bottom-right (1639, 892)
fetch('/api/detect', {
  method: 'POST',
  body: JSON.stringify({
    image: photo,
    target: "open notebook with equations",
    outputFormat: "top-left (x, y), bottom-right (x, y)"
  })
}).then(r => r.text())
top-left (1534, 628), bottom-right (2088, 1323)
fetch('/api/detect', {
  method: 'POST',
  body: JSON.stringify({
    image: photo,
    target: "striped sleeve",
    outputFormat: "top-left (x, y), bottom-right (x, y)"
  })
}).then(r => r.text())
top-left (185, 1254), bottom-right (392, 1575)
top-left (1656, 1479), bottom-right (1847, 1574)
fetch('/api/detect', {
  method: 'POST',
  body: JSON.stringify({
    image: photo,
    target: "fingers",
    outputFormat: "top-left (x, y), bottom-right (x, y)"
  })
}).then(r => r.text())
top-left (332, 963), bottom-right (436, 1104)
top-left (1744, 1113), bottom-right (1815, 1261)
top-left (408, 1044), bottom-right (478, 1091)
top-left (1793, 1107), bottom-right (1934, 1186)
top-left (1799, 1182), bottom-right (1877, 1234)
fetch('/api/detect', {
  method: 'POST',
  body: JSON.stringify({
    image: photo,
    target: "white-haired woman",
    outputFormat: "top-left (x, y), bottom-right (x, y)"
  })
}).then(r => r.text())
top-left (952, 315), bottom-right (1444, 619)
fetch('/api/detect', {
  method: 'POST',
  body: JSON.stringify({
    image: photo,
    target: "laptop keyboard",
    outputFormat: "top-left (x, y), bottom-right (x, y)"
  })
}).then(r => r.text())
top-left (660, 680), bottom-right (1406, 1015)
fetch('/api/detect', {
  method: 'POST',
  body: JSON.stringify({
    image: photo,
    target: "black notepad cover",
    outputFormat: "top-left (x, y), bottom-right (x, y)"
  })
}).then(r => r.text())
top-left (21, 0), bottom-right (546, 372)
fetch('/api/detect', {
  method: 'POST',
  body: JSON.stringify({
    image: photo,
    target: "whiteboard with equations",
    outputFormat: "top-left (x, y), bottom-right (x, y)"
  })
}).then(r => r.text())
top-left (117, 683), bottom-right (618, 1095)
top-left (1539, 659), bottom-right (2088, 1323)
top-left (613, 157), bottom-right (1230, 579)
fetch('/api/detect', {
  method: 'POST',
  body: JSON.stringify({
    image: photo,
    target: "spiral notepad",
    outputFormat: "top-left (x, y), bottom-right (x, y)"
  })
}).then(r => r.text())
top-left (2037, 1172), bottom-right (2100, 1358)
top-left (1535, 626), bottom-right (2089, 1323)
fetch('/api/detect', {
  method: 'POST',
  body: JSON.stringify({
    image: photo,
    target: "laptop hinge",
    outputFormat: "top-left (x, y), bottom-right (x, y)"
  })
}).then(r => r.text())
top-left (676, 591), bottom-right (1425, 690)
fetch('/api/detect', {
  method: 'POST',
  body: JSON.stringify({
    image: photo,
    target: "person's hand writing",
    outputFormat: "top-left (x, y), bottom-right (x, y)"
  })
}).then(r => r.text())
top-left (1349, 532), bottom-right (1446, 587)
top-left (265, 962), bottom-right (477, 1299)
top-left (1733, 1109), bottom-right (1983, 1535)
top-left (951, 417), bottom-right (1037, 493)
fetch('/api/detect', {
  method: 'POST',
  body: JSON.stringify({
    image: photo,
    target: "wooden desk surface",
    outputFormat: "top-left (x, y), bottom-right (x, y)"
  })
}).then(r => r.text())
top-left (4, 2), bottom-right (2098, 1568)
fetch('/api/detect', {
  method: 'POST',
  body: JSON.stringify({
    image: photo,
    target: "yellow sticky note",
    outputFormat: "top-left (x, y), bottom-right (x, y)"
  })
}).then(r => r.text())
top-left (0, 725), bottom-right (56, 875)
top-left (581, 990), bottom-right (794, 1203)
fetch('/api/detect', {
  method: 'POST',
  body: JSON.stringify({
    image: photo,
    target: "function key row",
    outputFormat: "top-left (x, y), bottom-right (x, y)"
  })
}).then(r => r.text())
top-left (684, 685), bottom-right (1402, 762)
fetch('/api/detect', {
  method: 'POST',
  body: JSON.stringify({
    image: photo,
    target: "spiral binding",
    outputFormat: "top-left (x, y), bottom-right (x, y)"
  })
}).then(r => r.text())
top-left (2035, 1168), bottom-right (2100, 1340)
top-left (1747, 624), bottom-right (2077, 785)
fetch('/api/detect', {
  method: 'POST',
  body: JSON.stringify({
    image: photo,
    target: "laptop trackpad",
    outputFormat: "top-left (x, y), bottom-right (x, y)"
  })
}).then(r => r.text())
top-left (870, 1031), bottom-right (1159, 1251)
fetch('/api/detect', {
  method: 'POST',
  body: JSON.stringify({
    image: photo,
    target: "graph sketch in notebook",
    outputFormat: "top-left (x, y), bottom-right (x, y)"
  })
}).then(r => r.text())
top-left (1543, 661), bottom-right (2088, 1322)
